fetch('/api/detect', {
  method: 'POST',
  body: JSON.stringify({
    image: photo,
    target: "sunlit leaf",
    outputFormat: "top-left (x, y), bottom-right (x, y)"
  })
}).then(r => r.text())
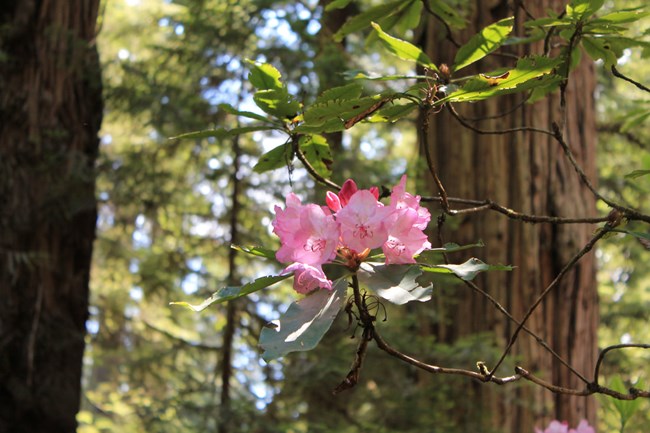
top-left (333, 0), bottom-right (410, 42)
top-left (453, 17), bottom-right (514, 72)
top-left (259, 278), bottom-right (347, 361)
top-left (171, 125), bottom-right (274, 140)
top-left (231, 245), bottom-right (277, 260)
top-left (438, 56), bottom-right (562, 103)
top-left (253, 142), bottom-right (293, 173)
top-left (427, 0), bottom-right (467, 29)
top-left (358, 262), bottom-right (433, 305)
top-left (253, 89), bottom-right (301, 119)
top-left (566, 0), bottom-right (605, 21)
top-left (590, 9), bottom-right (650, 25)
top-left (371, 22), bottom-right (438, 71)
top-left (218, 103), bottom-right (272, 123)
top-left (246, 59), bottom-right (283, 90)
top-left (421, 258), bottom-right (513, 281)
top-left (170, 274), bottom-right (291, 312)
top-left (300, 134), bottom-right (333, 178)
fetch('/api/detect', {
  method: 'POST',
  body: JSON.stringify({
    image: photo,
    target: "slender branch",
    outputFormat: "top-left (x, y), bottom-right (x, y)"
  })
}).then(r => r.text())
top-left (293, 137), bottom-right (341, 190)
top-left (611, 65), bottom-right (650, 93)
top-left (489, 224), bottom-right (613, 378)
top-left (373, 328), bottom-right (520, 384)
top-left (593, 343), bottom-right (650, 385)
top-left (421, 121), bottom-right (452, 214)
top-left (420, 194), bottom-right (609, 224)
top-left (420, 0), bottom-right (460, 48)
top-left (552, 122), bottom-right (650, 224)
top-left (447, 104), bottom-right (555, 137)
top-left (463, 280), bottom-right (590, 384)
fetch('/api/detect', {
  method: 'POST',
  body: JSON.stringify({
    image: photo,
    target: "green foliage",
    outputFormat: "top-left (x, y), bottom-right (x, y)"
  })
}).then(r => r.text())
top-left (260, 279), bottom-right (348, 360)
top-left (170, 274), bottom-right (292, 311)
top-left (358, 263), bottom-right (433, 305)
top-left (421, 258), bottom-right (514, 281)
top-left (452, 17), bottom-right (514, 72)
top-left (371, 22), bottom-right (438, 71)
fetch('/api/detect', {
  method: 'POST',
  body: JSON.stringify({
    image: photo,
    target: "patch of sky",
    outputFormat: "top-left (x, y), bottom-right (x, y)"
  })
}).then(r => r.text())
top-left (129, 259), bottom-right (139, 274)
top-left (181, 272), bottom-right (203, 295)
top-left (208, 158), bottom-right (220, 170)
top-left (101, 134), bottom-right (112, 145)
top-left (118, 48), bottom-right (130, 61)
top-left (174, 24), bottom-right (184, 36)
top-left (158, 17), bottom-right (170, 27)
top-left (132, 214), bottom-right (152, 248)
top-left (129, 286), bottom-right (143, 302)
top-left (187, 256), bottom-right (203, 272)
top-left (161, 95), bottom-right (169, 104)
top-left (620, 332), bottom-right (632, 344)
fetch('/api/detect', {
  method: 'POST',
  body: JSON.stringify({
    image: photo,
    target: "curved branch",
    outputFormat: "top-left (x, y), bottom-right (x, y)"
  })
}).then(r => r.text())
top-left (611, 65), bottom-right (650, 93)
top-left (489, 224), bottom-right (613, 378)
top-left (447, 104), bottom-right (555, 136)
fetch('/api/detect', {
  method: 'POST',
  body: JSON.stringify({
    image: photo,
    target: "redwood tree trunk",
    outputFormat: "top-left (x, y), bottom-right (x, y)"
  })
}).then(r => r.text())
top-left (0, 2), bottom-right (102, 432)
top-left (419, 1), bottom-right (598, 431)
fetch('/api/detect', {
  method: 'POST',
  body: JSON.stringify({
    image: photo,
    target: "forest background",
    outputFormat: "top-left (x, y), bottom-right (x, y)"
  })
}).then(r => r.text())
top-left (1, 0), bottom-right (648, 432)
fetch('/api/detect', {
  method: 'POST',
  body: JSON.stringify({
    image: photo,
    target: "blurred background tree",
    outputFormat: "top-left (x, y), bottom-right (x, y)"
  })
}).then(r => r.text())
top-left (77, 0), bottom-right (649, 432)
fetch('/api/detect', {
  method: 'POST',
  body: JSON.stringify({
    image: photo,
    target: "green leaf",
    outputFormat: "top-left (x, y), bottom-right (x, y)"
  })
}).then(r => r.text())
top-left (358, 263), bottom-right (433, 305)
top-left (303, 95), bottom-right (385, 126)
top-left (566, 0), bottom-right (605, 21)
top-left (524, 17), bottom-right (573, 28)
top-left (582, 36), bottom-right (619, 67)
top-left (170, 274), bottom-right (292, 312)
top-left (611, 229), bottom-right (650, 241)
top-left (325, 0), bottom-right (353, 11)
top-left (246, 60), bottom-right (283, 90)
top-left (314, 82), bottom-right (363, 105)
top-left (621, 109), bottom-right (650, 133)
top-left (333, 0), bottom-right (409, 42)
top-left (427, 0), bottom-right (467, 29)
top-left (368, 102), bottom-right (418, 123)
top-left (300, 134), bottom-right (333, 178)
top-left (440, 56), bottom-right (562, 103)
top-left (231, 245), bottom-right (277, 260)
top-left (421, 258), bottom-right (513, 281)
top-left (418, 241), bottom-right (485, 261)
top-left (259, 279), bottom-right (347, 361)
top-left (453, 17), bottom-right (514, 72)
top-left (609, 376), bottom-right (644, 428)
top-left (293, 117), bottom-right (346, 134)
top-left (371, 22), bottom-right (438, 71)
top-left (590, 10), bottom-right (650, 25)
top-left (171, 125), bottom-right (274, 140)
top-left (218, 103), bottom-right (272, 123)
top-left (253, 142), bottom-right (294, 173)
top-left (253, 89), bottom-right (301, 119)
top-left (624, 169), bottom-right (650, 180)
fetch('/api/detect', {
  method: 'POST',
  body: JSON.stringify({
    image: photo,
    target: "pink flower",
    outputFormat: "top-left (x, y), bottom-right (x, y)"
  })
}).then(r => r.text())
top-left (389, 175), bottom-right (430, 229)
top-left (383, 208), bottom-right (432, 264)
top-left (535, 420), bottom-right (594, 433)
top-left (535, 420), bottom-right (569, 433)
top-left (571, 420), bottom-right (595, 433)
top-left (273, 194), bottom-right (339, 266)
top-left (326, 179), bottom-right (379, 212)
top-left (283, 262), bottom-right (332, 294)
top-left (336, 190), bottom-right (390, 252)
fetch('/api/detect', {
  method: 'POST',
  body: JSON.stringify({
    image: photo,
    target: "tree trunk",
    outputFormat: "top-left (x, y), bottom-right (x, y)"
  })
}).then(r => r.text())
top-left (419, 1), bottom-right (598, 431)
top-left (0, 2), bottom-right (102, 432)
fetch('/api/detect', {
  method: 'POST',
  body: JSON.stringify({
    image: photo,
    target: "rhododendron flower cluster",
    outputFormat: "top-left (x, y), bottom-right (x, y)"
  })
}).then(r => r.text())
top-left (272, 176), bottom-right (431, 294)
top-left (534, 419), bottom-right (594, 433)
